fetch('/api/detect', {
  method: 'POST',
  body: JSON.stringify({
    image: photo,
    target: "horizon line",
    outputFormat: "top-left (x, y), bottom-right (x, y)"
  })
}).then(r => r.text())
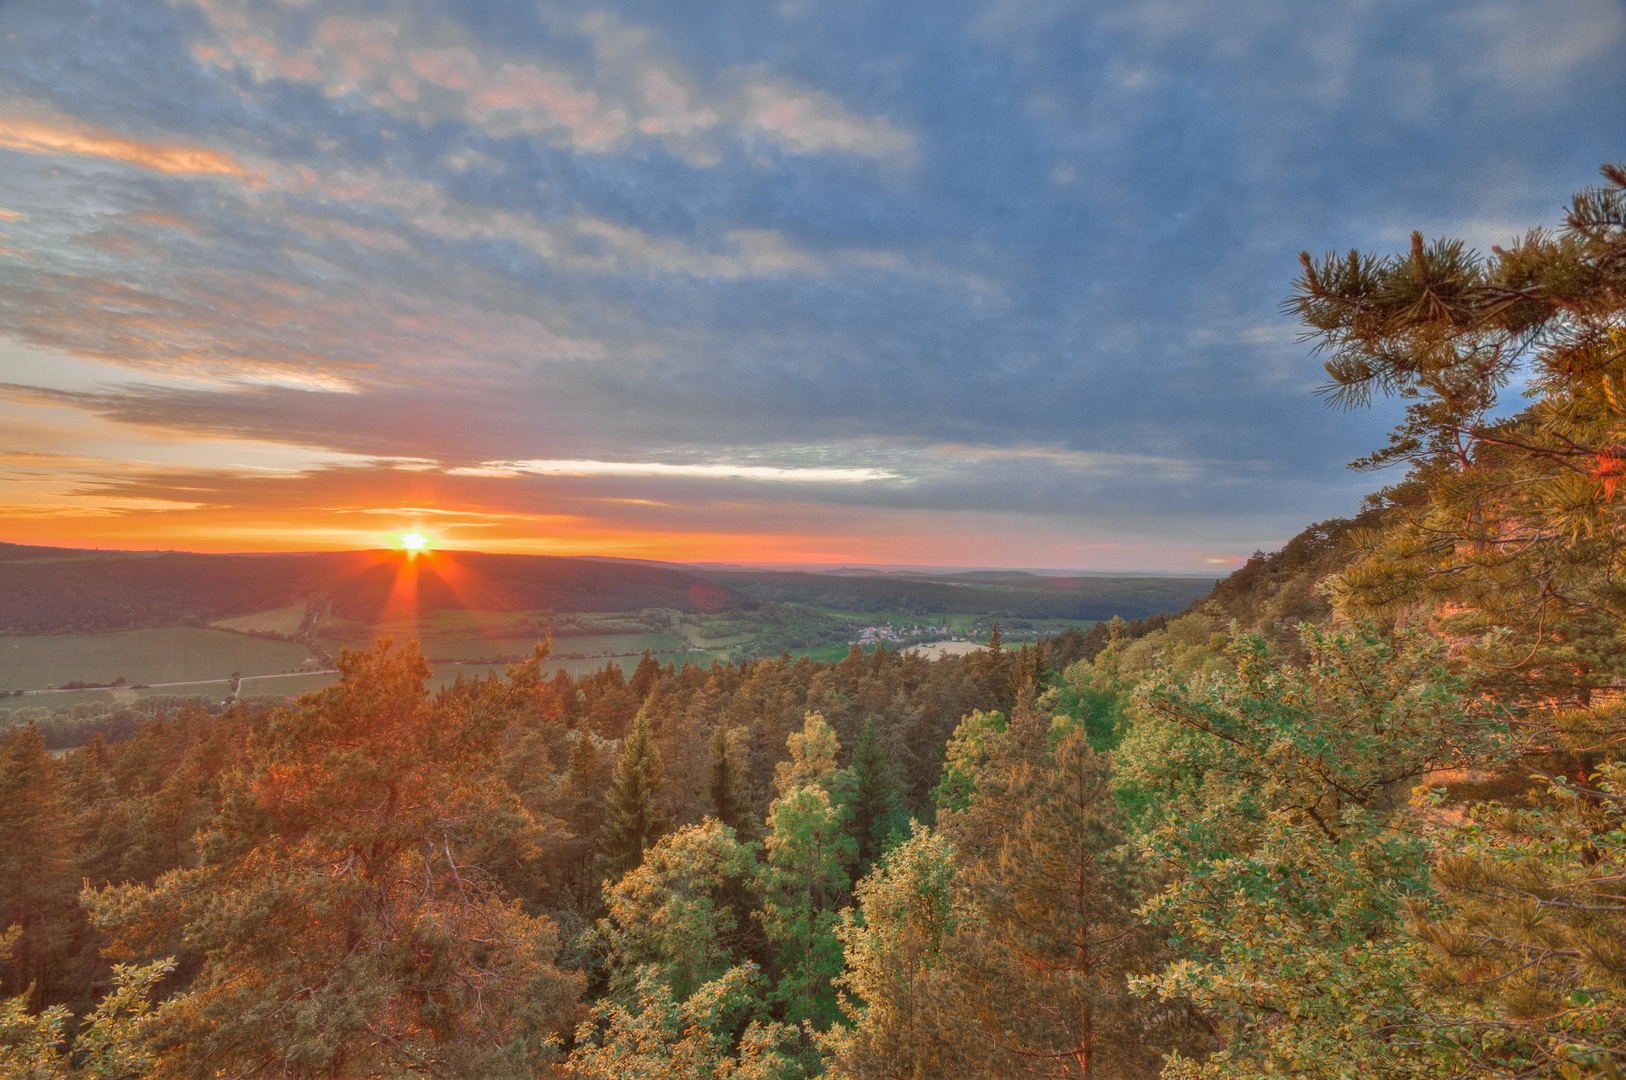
top-left (0, 538), bottom-right (1235, 578)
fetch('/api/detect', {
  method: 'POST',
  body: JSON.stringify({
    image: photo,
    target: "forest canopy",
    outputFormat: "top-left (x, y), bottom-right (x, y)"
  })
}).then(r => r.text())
top-left (3, 163), bottom-right (1625, 1079)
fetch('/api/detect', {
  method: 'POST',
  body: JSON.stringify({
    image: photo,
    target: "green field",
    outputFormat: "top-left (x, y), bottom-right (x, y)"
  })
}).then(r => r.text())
top-left (0, 628), bottom-right (319, 692)
top-left (0, 604), bottom-right (1094, 712)
top-left (319, 631), bottom-right (682, 662)
top-left (1, 687), bottom-right (119, 711)
top-left (212, 600), bottom-right (309, 635)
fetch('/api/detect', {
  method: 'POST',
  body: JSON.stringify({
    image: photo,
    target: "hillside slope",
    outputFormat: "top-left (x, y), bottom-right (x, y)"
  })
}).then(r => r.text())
top-left (697, 568), bottom-right (1216, 621)
top-left (0, 545), bottom-right (754, 634)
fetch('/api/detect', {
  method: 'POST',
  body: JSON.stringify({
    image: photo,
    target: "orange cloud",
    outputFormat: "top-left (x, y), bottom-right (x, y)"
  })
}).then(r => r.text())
top-left (0, 113), bottom-right (257, 182)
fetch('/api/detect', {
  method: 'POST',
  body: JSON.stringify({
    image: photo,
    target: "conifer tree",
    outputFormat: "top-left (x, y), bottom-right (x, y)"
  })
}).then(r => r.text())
top-left (759, 785), bottom-right (852, 1031)
top-left (936, 687), bottom-right (1201, 1078)
top-left (86, 639), bottom-right (583, 1079)
top-left (1287, 163), bottom-right (1626, 1076)
top-left (631, 648), bottom-right (662, 702)
top-left (708, 723), bottom-right (749, 834)
top-left (600, 708), bottom-right (668, 880)
top-left (1007, 641), bottom-right (1041, 702)
top-left (596, 820), bottom-right (761, 1001)
top-left (1293, 164), bottom-right (1626, 736)
top-left (0, 723), bottom-right (78, 1013)
top-left (758, 713), bottom-right (855, 1031)
top-left (568, 965), bottom-right (798, 1080)
top-left (774, 711), bottom-right (840, 798)
top-left (845, 718), bottom-right (903, 874)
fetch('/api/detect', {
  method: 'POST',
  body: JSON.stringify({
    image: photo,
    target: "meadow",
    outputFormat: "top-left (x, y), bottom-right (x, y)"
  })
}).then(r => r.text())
top-left (0, 627), bottom-right (317, 692)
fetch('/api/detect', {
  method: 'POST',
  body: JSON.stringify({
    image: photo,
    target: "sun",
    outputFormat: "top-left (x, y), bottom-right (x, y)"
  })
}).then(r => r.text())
top-left (400, 531), bottom-right (428, 552)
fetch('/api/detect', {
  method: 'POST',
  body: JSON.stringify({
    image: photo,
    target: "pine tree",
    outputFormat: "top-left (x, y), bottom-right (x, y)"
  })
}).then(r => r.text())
top-left (631, 648), bottom-right (662, 702)
top-left (0, 723), bottom-right (78, 1013)
top-left (708, 723), bottom-right (749, 834)
top-left (86, 639), bottom-right (583, 1079)
top-left (1007, 641), bottom-right (1041, 702)
top-left (935, 687), bottom-right (1202, 1078)
top-left (1286, 163), bottom-right (1626, 1076)
top-left (846, 718), bottom-right (903, 874)
top-left (758, 713), bottom-right (854, 1031)
top-left (600, 708), bottom-right (669, 880)
top-left (774, 711), bottom-right (840, 798)
top-left (568, 965), bottom-right (798, 1080)
top-left (759, 784), bottom-right (853, 1031)
top-left (596, 820), bottom-right (761, 1001)
top-left (1292, 164), bottom-right (1626, 739)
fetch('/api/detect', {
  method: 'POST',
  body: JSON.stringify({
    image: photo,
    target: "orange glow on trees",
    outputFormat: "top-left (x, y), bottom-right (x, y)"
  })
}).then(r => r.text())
top-left (85, 639), bottom-right (584, 1077)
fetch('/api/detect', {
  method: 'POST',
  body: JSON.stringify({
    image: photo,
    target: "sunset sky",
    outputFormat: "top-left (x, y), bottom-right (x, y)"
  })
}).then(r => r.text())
top-left (1, 0), bottom-right (1622, 569)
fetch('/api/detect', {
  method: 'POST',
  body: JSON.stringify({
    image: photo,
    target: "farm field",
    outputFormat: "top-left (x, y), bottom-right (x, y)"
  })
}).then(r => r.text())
top-left (0, 627), bottom-right (318, 691)
top-left (211, 600), bottom-right (308, 635)
top-left (318, 631), bottom-right (683, 661)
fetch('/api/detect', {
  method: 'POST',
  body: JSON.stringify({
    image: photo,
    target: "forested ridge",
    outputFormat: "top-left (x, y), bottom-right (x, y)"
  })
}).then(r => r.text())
top-left (4, 165), bottom-right (1626, 1079)
top-left (0, 550), bottom-right (753, 636)
top-left (695, 569), bottom-right (1216, 621)
top-left (0, 545), bottom-right (1210, 638)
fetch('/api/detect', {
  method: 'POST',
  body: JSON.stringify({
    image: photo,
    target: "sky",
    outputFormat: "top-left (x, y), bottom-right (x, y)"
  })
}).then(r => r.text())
top-left (0, 0), bottom-right (1622, 570)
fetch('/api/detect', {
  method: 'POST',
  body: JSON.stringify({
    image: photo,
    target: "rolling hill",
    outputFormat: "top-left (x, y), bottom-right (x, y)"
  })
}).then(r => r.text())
top-left (0, 545), bottom-right (756, 635)
top-left (691, 567), bottom-right (1218, 621)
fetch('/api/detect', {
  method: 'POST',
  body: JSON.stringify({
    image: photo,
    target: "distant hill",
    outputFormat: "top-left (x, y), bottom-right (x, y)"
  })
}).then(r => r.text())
top-left (0, 546), bottom-right (755, 635)
top-left (693, 568), bottom-right (1219, 621)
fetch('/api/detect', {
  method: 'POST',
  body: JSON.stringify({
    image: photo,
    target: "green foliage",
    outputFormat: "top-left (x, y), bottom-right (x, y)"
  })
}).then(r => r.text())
top-left (759, 785), bottom-right (854, 1031)
top-left (598, 820), bottom-right (761, 1001)
top-left (601, 709), bottom-right (669, 880)
top-left (0, 958), bottom-right (176, 1080)
top-left (85, 638), bottom-right (583, 1079)
top-left (1, 993), bottom-right (71, 1080)
top-left (567, 964), bottom-right (799, 1080)
top-left (1407, 765), bottom-right (1626, 1077)
top-left (934, 688), bottom-right (1202, 1078)
top-left (1295, 166), bottom-right (1626, 713)
top-left (1124, 625), bottom-right (1499, 1079)
top-left (843, 719), bottom-right (906, 875)
top-left (929, 709), bottom-right (1004, 814)
top-left (774, 713), bottom-right (841, 798)
top-left (1282, 164), bottom-right (1626, 1078)
top-left (824, 823), bottom-right (963, 1080)
top-left (759, 714), bottom-right (856, 1031)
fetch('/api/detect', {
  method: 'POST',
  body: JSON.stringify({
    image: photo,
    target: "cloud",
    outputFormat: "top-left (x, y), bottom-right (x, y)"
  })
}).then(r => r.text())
top-left (743, 79), bottom-right (916, 164)
top-left (178, 0), bottom-right (915, 165)
top-left (1458, 0), bottom-right (1626, 88)
top-left (3, 0), bottom-right (1619, 568)
top-left (637, 69), bottom-right (720, 137)
top-left (406, 47), bottom-right (628, 150)
top-left (926, 443), bottom-right (1203, 481)
top-left (450, 459), bottom-right (904, 483)
top-left (0, 111), bottom-right (256, 180)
